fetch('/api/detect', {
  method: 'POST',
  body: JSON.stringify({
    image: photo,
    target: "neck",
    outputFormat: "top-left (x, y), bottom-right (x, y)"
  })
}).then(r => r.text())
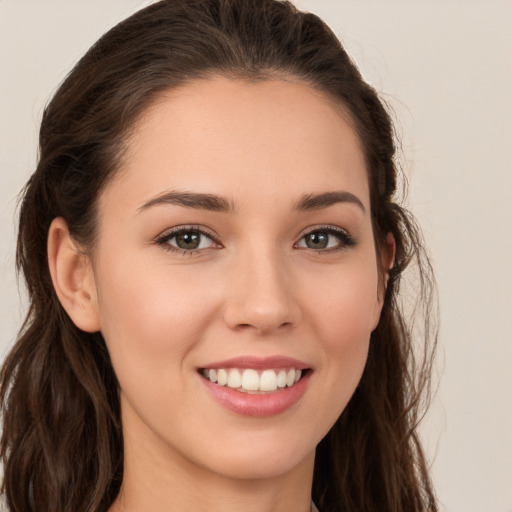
top-left (110, 413), bottom-right (315, 512)
top-left (113, 470), bottom-right (314, 512)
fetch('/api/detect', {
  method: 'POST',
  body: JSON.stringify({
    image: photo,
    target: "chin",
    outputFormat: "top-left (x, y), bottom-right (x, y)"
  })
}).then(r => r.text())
top-left (201, 445), bottom-right (315, 481)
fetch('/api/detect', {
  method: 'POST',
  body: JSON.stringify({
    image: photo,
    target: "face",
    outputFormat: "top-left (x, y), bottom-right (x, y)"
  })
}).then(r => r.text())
top-left (90, 76), bottom-right (384, 482)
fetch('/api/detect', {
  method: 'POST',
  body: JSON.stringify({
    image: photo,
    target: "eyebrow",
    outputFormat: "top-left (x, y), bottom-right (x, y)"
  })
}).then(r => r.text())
top-left (293, 191), bottom-right (366, 214)
top-left (138, 191), bottom-right (235, 213)
top-left (138, 189), bottom-right (365, 215)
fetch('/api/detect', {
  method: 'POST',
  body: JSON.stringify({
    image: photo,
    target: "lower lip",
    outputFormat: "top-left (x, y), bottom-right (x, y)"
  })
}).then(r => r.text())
top-left (201, 372), bottom-right (311, 417)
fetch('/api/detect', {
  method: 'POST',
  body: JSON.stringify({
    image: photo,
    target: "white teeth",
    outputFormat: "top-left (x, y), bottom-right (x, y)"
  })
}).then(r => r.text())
top-left (259, 370), bottom-right (278, 391)
top-left (227, 369), bottom-right (242, 388)
top-left (203, 367), bottom-right (305, 392)
top-left (277, 369), bottom-right (287, 388)
top-left (241, 369), bottom-right (259, 391)
top-left (217, 369), bottom-right (228, 386)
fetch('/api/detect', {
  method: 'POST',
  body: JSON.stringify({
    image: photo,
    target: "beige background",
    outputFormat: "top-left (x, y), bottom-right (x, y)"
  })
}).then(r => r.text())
top-left (1, 1), bottom-right (511, 510)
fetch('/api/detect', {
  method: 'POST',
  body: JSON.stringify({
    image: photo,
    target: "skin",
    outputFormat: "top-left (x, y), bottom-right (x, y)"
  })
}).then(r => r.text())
top-left (49, 76), bottom-right (392, 512)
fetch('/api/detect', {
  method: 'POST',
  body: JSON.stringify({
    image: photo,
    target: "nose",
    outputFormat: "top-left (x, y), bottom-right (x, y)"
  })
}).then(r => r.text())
top-left (223, 246), bottom-right (301, 335)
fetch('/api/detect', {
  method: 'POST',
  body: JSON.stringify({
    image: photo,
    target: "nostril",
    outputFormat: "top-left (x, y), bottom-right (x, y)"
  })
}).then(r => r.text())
top-left (232, 321), bottom-right (294, 334)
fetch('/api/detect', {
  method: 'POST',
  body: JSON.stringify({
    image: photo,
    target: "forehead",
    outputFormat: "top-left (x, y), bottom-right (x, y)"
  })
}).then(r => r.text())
top-left (104, 76), bottom-right (369, 213)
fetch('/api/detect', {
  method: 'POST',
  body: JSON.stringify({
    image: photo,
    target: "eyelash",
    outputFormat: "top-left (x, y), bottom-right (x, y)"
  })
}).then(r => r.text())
top-left (295, 225), bottom-right (356, 254)
top-left (154, 225), bottom-right (356, 255)
top-left (155, 226), bottom-right (221, 255)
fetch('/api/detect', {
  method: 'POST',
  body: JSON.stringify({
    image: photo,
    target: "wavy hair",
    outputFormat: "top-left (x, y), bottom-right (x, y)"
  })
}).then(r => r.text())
top-left (1, 1), bottom-right (438, 511)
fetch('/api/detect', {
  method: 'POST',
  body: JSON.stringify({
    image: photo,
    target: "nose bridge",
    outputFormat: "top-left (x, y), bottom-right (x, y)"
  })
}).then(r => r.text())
top-left (224, 239), bottom-right (299, 333)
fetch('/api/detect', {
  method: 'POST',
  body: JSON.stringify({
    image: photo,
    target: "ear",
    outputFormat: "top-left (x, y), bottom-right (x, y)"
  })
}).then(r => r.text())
top-left (372, 231), bottom-right (396, 330)
top-left (383, 231), bottom-right (396, 283)
top-left (47, 217), bottom-right (101, 333)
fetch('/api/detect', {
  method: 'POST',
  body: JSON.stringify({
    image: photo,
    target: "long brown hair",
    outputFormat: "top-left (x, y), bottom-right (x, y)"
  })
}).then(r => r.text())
top-left (1, 1), bottom-right (438, 511)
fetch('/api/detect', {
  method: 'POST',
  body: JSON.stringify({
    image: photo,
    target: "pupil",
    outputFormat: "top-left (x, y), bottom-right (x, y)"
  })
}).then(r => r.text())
top-left (307, 232), bottom-right (328, 249)
top-left (177, 232), bottom-right (200, 249)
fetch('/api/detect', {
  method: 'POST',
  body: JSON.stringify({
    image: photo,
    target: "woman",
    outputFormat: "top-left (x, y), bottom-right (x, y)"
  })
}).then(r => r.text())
top-left (0, 1), bottom-right (438, 511)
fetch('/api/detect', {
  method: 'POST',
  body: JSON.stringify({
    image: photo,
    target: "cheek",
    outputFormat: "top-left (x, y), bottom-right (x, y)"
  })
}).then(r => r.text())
top-left (94, 254), bottom-right (219, 381)
top-left (307, 256), bottom-right (380, 343)
top-left (303, 260), bottom-right (379, 410)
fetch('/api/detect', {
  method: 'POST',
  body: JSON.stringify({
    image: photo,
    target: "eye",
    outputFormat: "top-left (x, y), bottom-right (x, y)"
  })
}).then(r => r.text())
top-left (156, 227), bottom-right (219, 253)
top-left (296, 226), bottom-right (355, 252)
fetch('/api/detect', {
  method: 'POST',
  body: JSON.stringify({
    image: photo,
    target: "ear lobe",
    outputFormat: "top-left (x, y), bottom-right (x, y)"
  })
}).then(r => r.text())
top-left (47, 217), bottom-right (101, 333)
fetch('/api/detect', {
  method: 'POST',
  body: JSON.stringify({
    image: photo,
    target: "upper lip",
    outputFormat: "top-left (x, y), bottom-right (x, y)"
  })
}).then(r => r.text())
top-left (199, 355), bottom-right (311, 370)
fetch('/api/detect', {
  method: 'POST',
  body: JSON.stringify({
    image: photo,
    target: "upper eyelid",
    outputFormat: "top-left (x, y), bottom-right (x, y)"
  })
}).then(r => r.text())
top-left (296, 224), bottom-right (351, 239)
top-left (156, 225), bottom-right (219, 241)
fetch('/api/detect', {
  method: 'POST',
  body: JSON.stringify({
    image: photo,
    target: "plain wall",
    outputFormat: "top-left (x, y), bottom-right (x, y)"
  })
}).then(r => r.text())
top-left (1, 1), bottom-right (511, 511)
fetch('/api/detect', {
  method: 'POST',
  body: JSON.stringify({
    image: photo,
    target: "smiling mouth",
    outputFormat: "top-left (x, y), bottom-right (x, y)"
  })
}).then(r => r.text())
top-left (199, 367), bottom-right (310, 394)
